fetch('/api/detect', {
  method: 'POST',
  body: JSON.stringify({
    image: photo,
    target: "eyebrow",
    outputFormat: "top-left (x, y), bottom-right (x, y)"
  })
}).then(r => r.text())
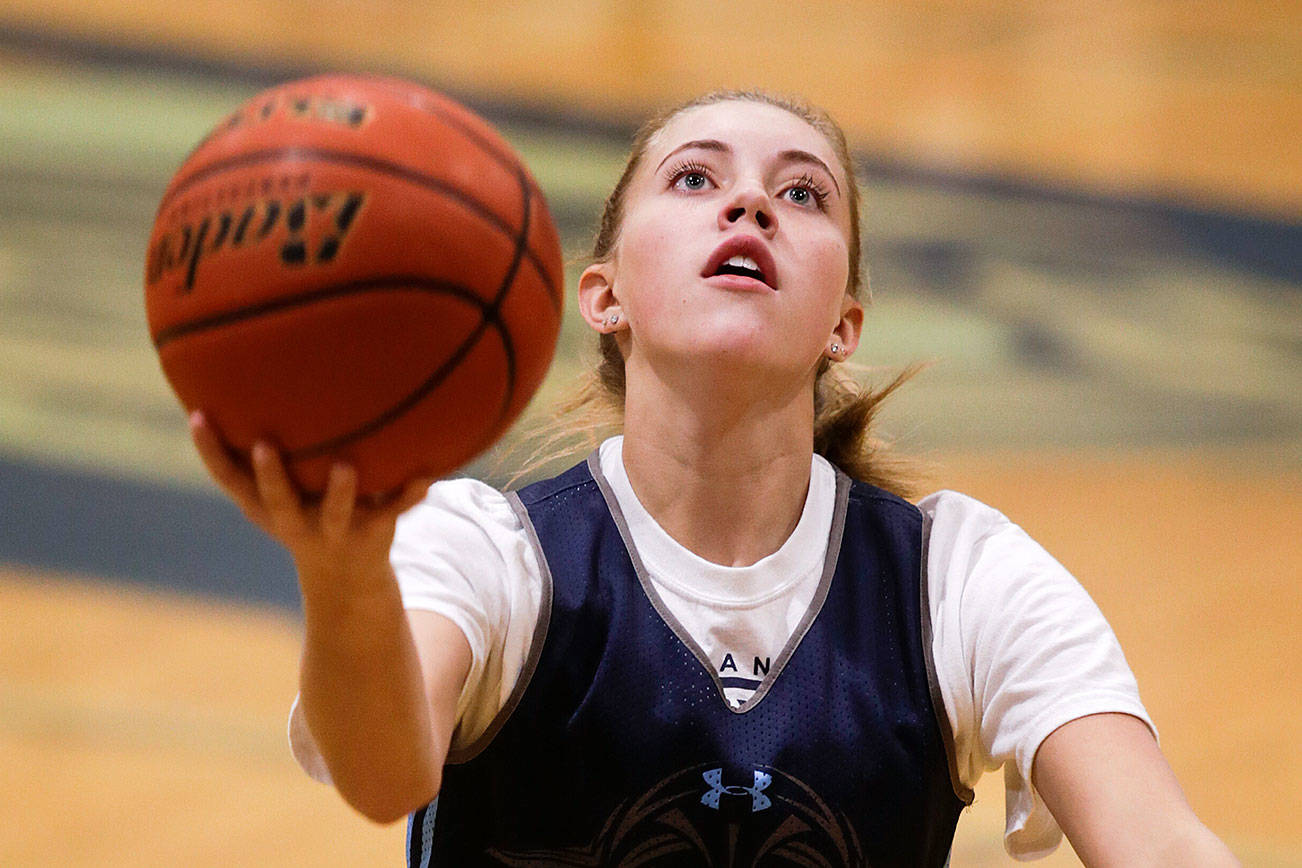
top-left (777, 149), bottom-right (842, 195)
top-left (654, 139), bottom-right (730, 173)
top-left (654, 139), bottom-right (841, 195)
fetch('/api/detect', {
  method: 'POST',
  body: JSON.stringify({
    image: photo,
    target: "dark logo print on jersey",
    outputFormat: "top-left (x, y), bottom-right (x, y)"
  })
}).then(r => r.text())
top-left (486, 762), bottom-right (867, 867)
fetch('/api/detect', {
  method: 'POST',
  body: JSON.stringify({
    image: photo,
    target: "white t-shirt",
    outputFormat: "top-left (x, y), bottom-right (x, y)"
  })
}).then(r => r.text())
top-left (290, 436), bottom-right (1154, 860)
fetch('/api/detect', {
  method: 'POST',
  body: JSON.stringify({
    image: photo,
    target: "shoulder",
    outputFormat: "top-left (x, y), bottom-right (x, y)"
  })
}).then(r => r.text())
top-left (914, 489), bottom-right (1104, 675)
top-left (390, 476), bottom-right (545, 670)
top-left (918, 489), bottom-right (1011, 535)
top-left (402, 476), bottom-right (519, 526)
top-left (918, 490), bottom-right (1126, 683)
top-left (395, 456), bottom-right (605, 552)
top-left (393, 476), bottom-right (524, 560)
top-left (917, 490), bottom-right (1026, 574)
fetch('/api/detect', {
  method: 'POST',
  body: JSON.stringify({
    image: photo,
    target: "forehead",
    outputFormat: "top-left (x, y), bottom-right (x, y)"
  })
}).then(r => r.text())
top-left (645, 100), bottom-right (844, 181)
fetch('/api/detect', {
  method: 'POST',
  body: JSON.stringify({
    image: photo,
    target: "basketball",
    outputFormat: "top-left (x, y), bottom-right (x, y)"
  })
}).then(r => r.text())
top-left (144, 74), bottom-right (564, 496)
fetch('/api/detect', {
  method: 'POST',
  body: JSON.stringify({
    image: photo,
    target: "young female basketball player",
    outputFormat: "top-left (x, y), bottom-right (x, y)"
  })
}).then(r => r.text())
top-left (191, 91), bottom-right (1237, 865)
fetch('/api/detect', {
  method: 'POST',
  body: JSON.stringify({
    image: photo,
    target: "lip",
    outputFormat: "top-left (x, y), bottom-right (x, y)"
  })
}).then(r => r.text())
top-left (701, 235), bottom-right (778, 292)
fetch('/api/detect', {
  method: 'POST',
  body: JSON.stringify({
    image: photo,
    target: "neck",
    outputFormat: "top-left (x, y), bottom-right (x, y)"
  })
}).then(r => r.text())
top-left (620, 362), bottom-right (816, 567)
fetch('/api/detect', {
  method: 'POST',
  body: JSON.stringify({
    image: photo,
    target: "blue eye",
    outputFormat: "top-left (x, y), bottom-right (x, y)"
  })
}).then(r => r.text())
top-left (783, 173), bottom-right (830, 210)
top-left (667, 160), bottom-right (712, 192)
top-left (681, 171), bottom-right (707, 190)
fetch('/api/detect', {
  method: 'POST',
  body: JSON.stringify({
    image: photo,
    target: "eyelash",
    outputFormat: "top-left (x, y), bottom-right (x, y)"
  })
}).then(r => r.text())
top-left (785, 173), bottom-right (831, 210)
top-left (664, 161), bottom-right (831, 211)
top-left (665, 160), bottom-right (713, 189)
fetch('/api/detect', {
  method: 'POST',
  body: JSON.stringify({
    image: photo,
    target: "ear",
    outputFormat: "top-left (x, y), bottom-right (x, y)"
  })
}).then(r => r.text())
top-left (578, 261), bottom-right (623, 333)
top-left (831, 294), bottom-right (864, 357)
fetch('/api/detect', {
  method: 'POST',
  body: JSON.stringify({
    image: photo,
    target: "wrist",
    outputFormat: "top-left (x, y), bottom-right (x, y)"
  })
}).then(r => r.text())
top-left (296, 553), bottom-right (398, 609)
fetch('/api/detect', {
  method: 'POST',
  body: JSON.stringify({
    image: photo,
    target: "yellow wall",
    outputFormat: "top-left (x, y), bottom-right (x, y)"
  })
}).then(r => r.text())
top-left (2, 0), bottom-right (1298, 217)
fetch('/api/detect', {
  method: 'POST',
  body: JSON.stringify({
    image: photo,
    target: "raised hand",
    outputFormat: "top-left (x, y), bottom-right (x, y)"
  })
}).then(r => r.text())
top-left (188, 410), bottom-right (433, 591)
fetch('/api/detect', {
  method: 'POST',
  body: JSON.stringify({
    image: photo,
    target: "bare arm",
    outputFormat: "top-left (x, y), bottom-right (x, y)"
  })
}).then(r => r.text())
top-left (192, 412), bottom-right (471, 823)
top-left (297, 565), bottom-right (471, 823)
top-left (1033, 713), bottom-right (1239, 867)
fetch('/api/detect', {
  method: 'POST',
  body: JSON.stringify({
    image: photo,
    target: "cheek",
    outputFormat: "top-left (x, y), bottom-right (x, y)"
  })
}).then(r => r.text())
top-left (613, 207), bottom-right (692, 298)
top-left (807, 231), bottom-right (851, 300)
top-left (619, 219), bottom-right (671, 274)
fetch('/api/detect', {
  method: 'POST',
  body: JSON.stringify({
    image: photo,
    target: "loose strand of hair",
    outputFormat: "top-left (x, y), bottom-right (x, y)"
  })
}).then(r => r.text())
top-left (813, 361), bottom-right (931, 500)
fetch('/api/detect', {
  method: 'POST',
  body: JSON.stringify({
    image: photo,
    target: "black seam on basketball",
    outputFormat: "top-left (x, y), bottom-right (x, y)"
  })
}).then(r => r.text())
top-left (413, 104), bottom-right (559, 311)
top-left (290, 168), bottom-right (534, 463)
top-left (261, 169), bottom-right (528, 464)
top-left (286, 299), bottom-right (512, 462)
top-left (421, 104), bottom-right (521, 174)
top-left (285, 161), bottom-right (532, 461)
top-left (347, 78), bottom-right (551, 209)
top-left (481, 165), bottom-right (533, 428)
top-left (355, 78), bottom-right (518, 172)
top-left (243, 75), bottom-right (553, 222)
top-left (151, 276), bottom-right (491, 348)
top-left (151, 275), bottom-right (513, 462)
top-left (156, 147), bottom-right (559, 308)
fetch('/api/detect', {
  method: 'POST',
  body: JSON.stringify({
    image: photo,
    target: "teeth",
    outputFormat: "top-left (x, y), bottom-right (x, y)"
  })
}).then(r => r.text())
top-left (724, 255), bottom-right (761, 273)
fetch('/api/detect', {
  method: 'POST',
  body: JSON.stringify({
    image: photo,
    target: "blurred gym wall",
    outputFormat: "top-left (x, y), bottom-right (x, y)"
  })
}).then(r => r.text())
top-left (2, 0), bottom-right (1298, 217)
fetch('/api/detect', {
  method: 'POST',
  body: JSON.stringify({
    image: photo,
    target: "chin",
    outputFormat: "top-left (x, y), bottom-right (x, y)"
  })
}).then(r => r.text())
top-left (676, 339), bottom-right (802, 382)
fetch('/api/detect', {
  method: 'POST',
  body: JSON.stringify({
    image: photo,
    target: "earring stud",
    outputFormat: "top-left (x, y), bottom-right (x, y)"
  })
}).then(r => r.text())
top-left (830, 343), bottom-right (842, 357)
top-left (605, 313), bottom-right (620, 328)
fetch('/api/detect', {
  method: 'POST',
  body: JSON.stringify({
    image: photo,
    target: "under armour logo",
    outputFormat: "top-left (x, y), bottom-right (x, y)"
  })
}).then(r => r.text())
top-left (700, 768), bottom-right (772, 812)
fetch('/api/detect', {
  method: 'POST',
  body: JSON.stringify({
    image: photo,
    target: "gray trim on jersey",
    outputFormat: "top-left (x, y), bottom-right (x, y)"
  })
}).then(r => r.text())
top-left (919, 510), bottom-right (976, 805)
top-left (416, 797), bottom-right (438, 868)
top-left (587, 451), bottom-right (851, 715)
top-left (444, 489), bottom-right (555, 765)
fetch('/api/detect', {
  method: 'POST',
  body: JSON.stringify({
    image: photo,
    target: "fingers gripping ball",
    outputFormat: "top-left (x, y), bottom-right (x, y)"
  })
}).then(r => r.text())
top-left (145, 75), bottom-right (563, 495)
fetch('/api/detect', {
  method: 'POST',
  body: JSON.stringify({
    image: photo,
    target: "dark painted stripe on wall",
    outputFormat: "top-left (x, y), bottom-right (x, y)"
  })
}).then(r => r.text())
top-left (0, 455), bottom-right (299, 609)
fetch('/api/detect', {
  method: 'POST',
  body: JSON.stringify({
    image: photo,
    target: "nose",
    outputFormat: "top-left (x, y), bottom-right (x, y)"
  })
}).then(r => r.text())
top-left (719, 183), bottom-right (776, 234)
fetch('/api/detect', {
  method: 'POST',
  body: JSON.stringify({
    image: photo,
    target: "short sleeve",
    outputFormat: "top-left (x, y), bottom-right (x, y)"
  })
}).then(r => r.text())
top-left (287, 477), bottom-right (545, 781)
top-left (920, 490), bottom-right (1156, 860)
top-left (389, 477), bottom-right (546, 751)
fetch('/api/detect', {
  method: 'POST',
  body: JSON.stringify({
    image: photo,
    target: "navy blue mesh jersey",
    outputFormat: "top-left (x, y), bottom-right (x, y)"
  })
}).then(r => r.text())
top-left (407, 454), bottom-right (971, 867)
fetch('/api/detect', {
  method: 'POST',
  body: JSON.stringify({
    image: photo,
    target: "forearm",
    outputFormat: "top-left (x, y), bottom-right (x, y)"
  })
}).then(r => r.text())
top-left (1145, 821), bottom-right (1240, 867)
top-left (1036, 715), bottom-right (1239, 867)
top-left (1076, 818), bottom-right (1239, 867)
top-left (298, 561), bottom-right (438, 823)
top-left (187, 418), bottom-right (451, 822)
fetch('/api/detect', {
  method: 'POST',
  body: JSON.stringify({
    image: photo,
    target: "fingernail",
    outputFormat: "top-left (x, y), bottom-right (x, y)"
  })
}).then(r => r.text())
top-left (189, 409), bottom-right (205, 427)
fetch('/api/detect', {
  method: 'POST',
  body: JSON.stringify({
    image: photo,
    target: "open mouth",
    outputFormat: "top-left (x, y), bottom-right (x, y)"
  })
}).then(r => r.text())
top-left (713, 254), bottom-right (767, 283)
top-left (702, 237), bottom-right (777, 290)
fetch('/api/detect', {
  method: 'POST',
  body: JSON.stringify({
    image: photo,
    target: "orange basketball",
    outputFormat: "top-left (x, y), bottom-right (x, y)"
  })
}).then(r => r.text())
top-left (145, 75), bottom-right (563, 496)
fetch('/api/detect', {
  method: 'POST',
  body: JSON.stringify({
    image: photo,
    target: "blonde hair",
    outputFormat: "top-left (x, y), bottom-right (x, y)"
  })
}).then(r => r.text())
top-left (519, 90), bottom-right (921, 497)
